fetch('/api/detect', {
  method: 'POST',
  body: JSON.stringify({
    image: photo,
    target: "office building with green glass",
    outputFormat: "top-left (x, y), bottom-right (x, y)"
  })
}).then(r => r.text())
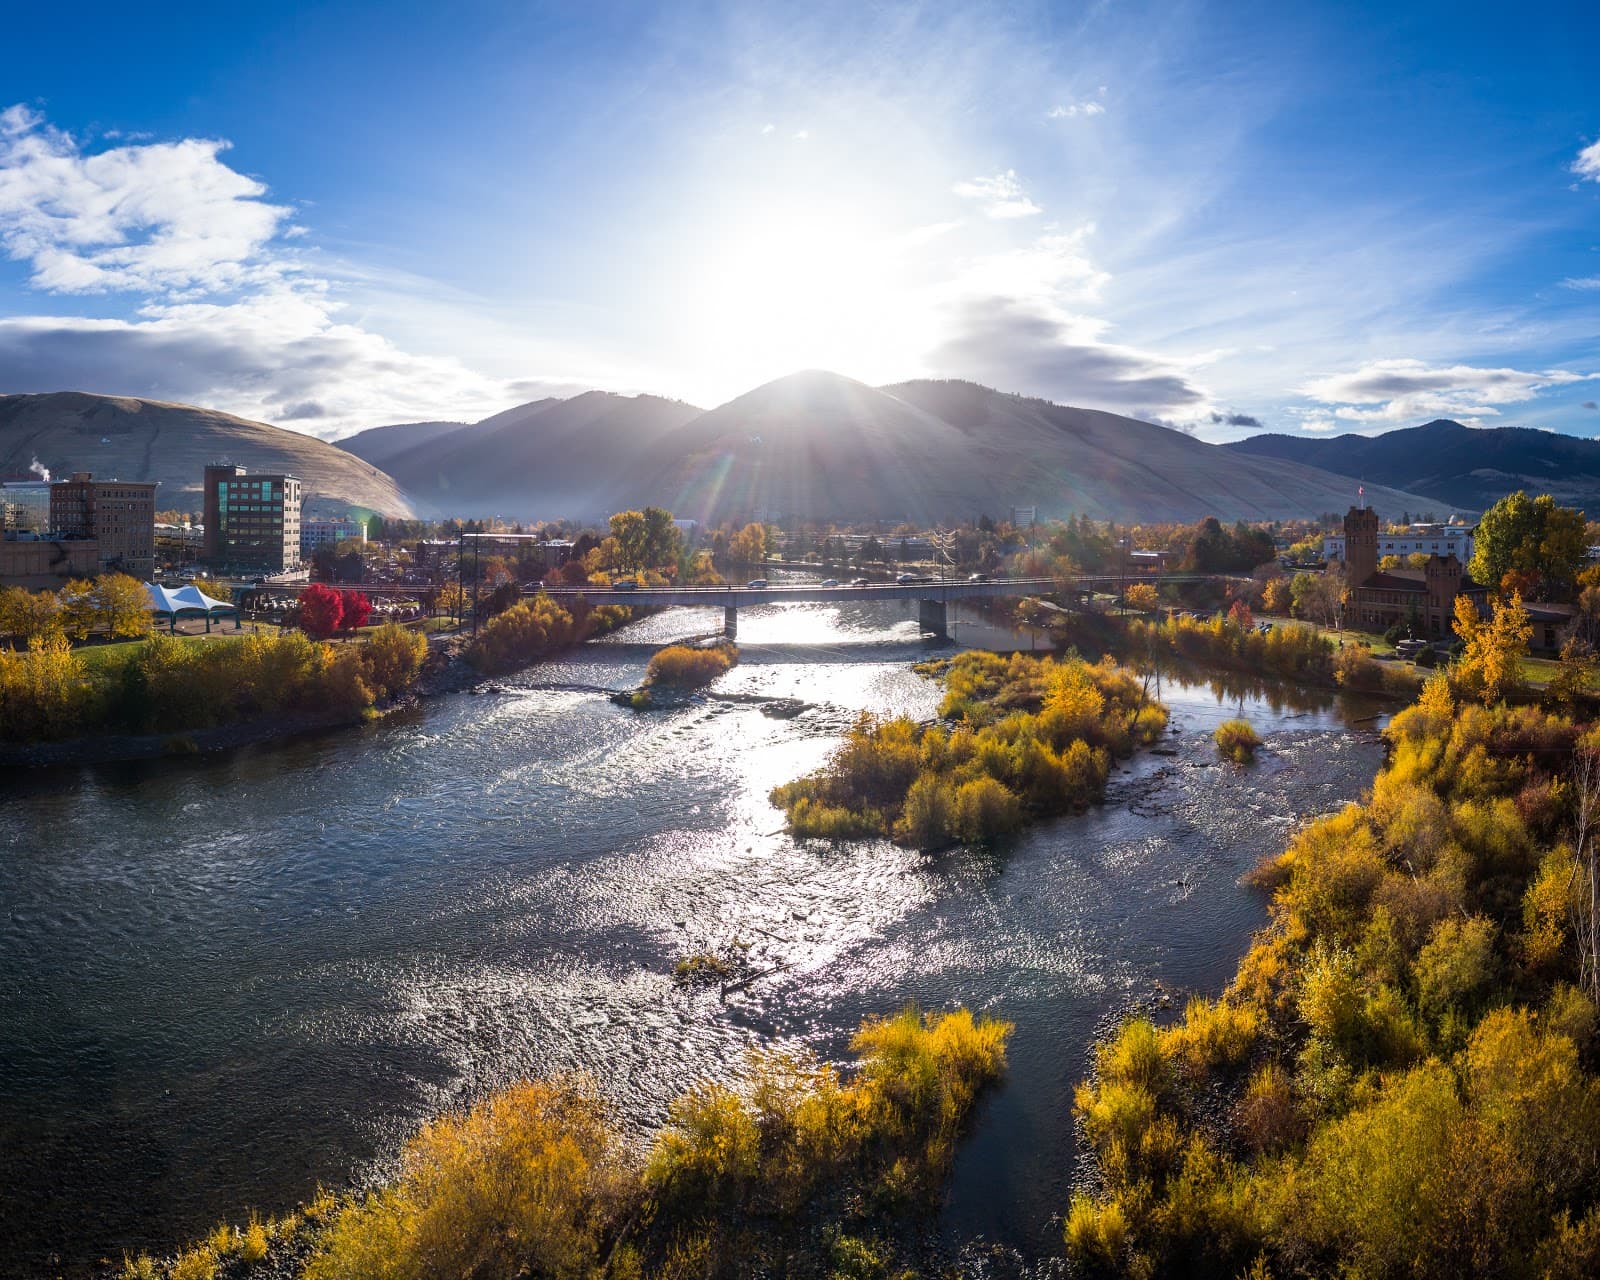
top-left (202, 463), bottom-right (303, 572)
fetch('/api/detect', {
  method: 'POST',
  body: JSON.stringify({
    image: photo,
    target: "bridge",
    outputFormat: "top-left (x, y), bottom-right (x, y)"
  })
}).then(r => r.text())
top-left (239, 572), bottom-right (1241, 639)
top-left (536, 573), bottom-right (1240, 638)
top-left (537, 578), bottom-right (1066, 638)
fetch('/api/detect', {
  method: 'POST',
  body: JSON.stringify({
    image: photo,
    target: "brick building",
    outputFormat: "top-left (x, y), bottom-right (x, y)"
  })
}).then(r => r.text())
top-left (48, 472), bottom-right (158, 579)
top-left (1343, 505), bottom-right (1490, 638)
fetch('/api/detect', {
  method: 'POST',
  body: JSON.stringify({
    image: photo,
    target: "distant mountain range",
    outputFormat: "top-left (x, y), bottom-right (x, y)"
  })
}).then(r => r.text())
top-left (342, 370), bottom-right (1428, 524)
top-left (1226, 419), bottom-right (1600, 516)
top-left (0, 392), bottom-right (415, 517)
top-left (3, 377), bottom-right (1460, 527)
top-left (333, 418), bottom-right (473, 471)
top-left (343, 392), bottom-right (706, 517)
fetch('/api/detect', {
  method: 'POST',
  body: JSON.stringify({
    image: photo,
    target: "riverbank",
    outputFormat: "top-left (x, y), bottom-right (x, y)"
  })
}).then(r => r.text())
top-left (1065, 680), bottom-right (1600, 1276)
top-left (0, 599), bottom-right (641, 771)
top-left (0, 631), bottom-right (468, 770)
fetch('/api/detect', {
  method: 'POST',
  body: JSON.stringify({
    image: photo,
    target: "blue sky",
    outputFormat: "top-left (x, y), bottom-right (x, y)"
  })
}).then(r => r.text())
top-left (0, 0), bottom-right (1596, 440)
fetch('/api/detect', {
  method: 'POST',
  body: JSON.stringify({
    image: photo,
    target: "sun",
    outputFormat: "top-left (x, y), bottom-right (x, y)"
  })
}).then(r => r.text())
top-left (677, 201), bottom-right (934, 398)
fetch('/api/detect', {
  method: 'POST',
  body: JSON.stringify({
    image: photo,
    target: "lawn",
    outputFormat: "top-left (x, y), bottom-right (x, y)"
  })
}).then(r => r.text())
top-left (73, 625), bottom-right (285, 675)
top-left (1260, 613), bottom-right (1590, 691)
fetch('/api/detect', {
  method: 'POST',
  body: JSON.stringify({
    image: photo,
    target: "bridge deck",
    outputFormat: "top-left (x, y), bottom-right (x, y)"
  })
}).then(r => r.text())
top-left (536, 578), bottom-right (1065, 606)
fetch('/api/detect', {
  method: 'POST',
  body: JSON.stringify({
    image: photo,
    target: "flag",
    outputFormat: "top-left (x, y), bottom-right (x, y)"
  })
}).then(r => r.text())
top-left (1358, 484), bottom-right (1364, 497)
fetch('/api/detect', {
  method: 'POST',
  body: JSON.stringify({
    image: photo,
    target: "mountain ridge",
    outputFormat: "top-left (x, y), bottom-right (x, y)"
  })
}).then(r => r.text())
top-left (0, 392), bottom-right (416, 517)
top-left (344, 370), bottom-right (1433, 524)
top-left (1225, 419), bottom-right (1600, 515)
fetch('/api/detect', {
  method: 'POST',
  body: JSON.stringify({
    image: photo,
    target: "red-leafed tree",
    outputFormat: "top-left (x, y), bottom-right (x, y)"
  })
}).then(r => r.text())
top-left (341, 590), bottom-right (373, 631)
top-left (299, 583), bottom-right (346, 639)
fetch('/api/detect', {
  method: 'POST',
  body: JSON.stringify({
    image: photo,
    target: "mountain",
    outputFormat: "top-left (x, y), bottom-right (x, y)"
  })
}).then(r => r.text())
top-left (360, 392), bottom-right (705, 517)
top-left (633, 372), bottom-right (1430, 525)
top-left (0, 392), bottom-right (415, 517)
top-left (336, 371), bottom-right (1431, 524)
top-left (337, 418), bottom-right (473, 470)
top-left (1226, 419), bottom-right (1600, 516)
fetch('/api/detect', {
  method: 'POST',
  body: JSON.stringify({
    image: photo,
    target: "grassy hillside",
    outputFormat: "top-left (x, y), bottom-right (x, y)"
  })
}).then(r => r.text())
top-left (0, 392), bottom-right (415, 517)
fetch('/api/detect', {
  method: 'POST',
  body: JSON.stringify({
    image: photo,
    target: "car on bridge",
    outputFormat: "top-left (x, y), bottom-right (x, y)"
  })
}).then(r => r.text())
top-left (745, 578), bottom-right (769, 588)
top-left (611, 579), bottom-right (638, 591)
top-left (851, 577), bottom-right (870, 586)
top-left (896, 573), bottom-right (935, 584)
top-left (819, 578), bottom-right (839, 587)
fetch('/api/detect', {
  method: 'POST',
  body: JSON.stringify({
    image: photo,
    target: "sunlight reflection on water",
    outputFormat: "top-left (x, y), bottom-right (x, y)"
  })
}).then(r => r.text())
top-left (0, 596), bottom-right (1386, 1275)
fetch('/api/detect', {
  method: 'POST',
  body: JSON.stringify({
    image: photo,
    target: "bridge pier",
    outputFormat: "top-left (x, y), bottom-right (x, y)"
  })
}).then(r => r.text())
top-left (918, 597), bottom-right (948, 638)
top-left (723, 605), bottom-right (738, 639)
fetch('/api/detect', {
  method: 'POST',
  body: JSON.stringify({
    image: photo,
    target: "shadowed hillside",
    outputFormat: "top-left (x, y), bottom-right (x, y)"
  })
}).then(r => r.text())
top-left (1225, 418), bottom-right (1600, 514)
top-left (364, 391), bottom-right (705, 518)
top-left (0, 392), bottom-right (415, 517)
top-left (637, 372), bottom-right (1429, 525)
top-left (339, 372), bottom-right (1431, 523)
top-left (337, 418), bottom-right (472, 470)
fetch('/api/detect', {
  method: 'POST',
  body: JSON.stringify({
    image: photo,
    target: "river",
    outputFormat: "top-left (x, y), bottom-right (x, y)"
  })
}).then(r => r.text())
top-left (0, 597), bottom-right (1387, 1276)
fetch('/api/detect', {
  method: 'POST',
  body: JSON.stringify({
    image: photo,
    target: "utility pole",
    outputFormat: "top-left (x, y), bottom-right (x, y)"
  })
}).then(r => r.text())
top-left (471, 528), bottom-right (482, 637)
top-left (455, 528), bottom-right (465, 629)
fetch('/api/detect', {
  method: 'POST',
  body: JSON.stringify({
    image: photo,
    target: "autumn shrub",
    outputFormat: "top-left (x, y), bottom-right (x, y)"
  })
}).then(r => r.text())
top-left (1161, 997), bottom-right (1262, 1077)
top-left (1214, 717), bottom-right (1260, 762)
top-left (468, 593), bottom-right (626, 674)
top-left (360, 623), bottom-right (427, 698)
top-left (306, 1079), bottom-right (634, 1280)
top-left (1125, 613), bottom-right (1338, 684)
top-left (238, 1214), bottom-right (269, 1263)
top-left (168, 1247), bottom-right (218, 1280)
top-left (645, 640), bottom-right (737, 688)
top-left (774, 653), bottom-right (1164, 847)
top-left (1067, 695), bottom-right (1600, 1275)
top-left (0, 634), bottom-right (95, 740)
top-left (642, 1007), bottom-right (1010, 1269)
top-left (949, 776), bottom-right (1023, 844)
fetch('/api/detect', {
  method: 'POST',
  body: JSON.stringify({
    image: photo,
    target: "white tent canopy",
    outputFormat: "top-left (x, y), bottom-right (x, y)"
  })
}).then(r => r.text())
top-left (145, 582), bottom-right (240, 631)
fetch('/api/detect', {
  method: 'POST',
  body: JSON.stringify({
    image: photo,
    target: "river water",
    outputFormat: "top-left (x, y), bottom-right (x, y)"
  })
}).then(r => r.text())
top-left (0, 598), bottom-right (1386, 1276)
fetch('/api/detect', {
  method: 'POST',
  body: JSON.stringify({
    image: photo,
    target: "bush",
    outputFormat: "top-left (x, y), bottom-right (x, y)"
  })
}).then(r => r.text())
top-left (360, 623), bottom-right (427, 698)
top-left (950, 776), bottom-right (1022, 844)
top-left (307, 1080), bottom-right (633, 1280)
top-left (1066, 696), bottom-right (1600, 1275)
top-left (1214, 718), bottom-right (1260, 762)
top-left (645, 641), bottom-right (737, 688)
top-left (468, 594), bottom-right (629, 675)
top-left (774, 654), bottom-right (1164, 846)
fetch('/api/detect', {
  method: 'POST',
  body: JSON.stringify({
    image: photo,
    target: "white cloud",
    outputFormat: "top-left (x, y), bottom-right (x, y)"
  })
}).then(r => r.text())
top-left (1300, 358), bottom-right (1600, 424)
top-left (1047, 101), bottom-right (1105, 119)
top-left (0, 105), bottom-right (292, 295)
top-left (1563, 275), bottom-right (1600, 290)
top-left (0, 104), bottom-right (547, 436)
top-left (951, 169), bottom-right (1041, 219)
top-left (1575, 138), bottom-right (1600, 182)
top-left (0, 285), bottom-right (515, 435)
top-left (917, 219), bottom-right (1212, 419)
top-left (953, 225), bottom-right (1110, 303)
top-left (927, 294), bottom-right (1209, 416)
top-left (897, 219), bottom-right (963, 247)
